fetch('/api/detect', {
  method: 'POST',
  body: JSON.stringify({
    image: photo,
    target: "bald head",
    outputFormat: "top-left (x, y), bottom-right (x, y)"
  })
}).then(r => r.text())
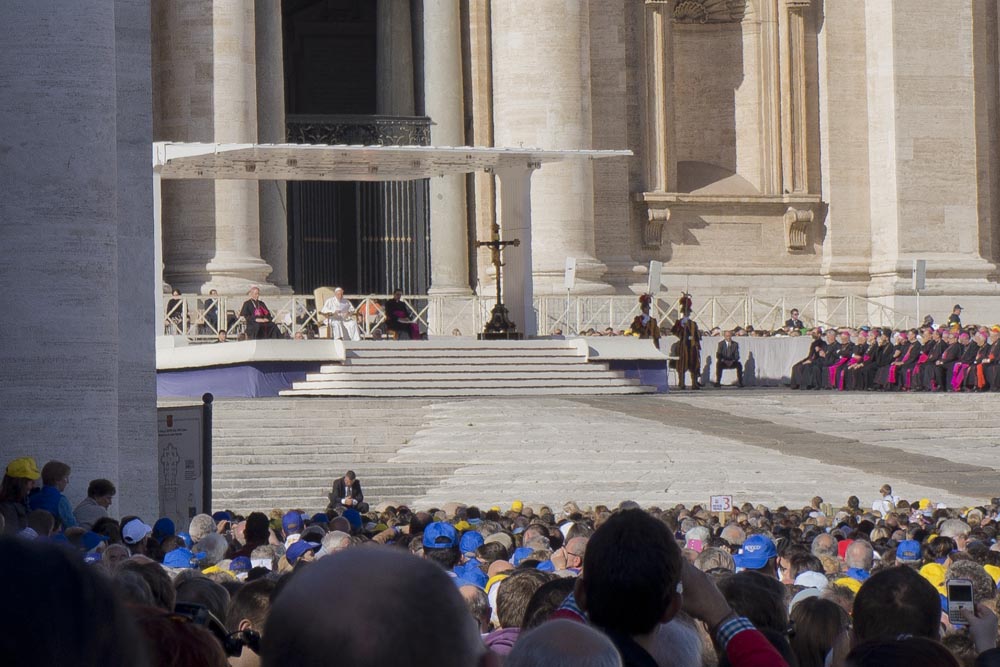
top-left (565, 537), bottom-right (589, 570)
top-left (505, 619), bottom-right (621, 667)
top-left (811, 533), bottom-right (837, 559)
top-left (845, 541), bottom-right (874, 571)
top-left (262, 549), bottom-right (485, 667)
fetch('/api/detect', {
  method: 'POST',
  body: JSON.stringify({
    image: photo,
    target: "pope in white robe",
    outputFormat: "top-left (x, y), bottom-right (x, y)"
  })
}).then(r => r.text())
top-left (320, 288), bottom-right (361, 341)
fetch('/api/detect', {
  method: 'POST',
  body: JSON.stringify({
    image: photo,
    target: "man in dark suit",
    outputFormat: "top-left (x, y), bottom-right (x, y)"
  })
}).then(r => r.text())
top-left (714, 329), bottom-right (744, 387)
top-left (328, 470), bottom-right (365, 512)
top-left (785, 309), bottom-right (804, 330)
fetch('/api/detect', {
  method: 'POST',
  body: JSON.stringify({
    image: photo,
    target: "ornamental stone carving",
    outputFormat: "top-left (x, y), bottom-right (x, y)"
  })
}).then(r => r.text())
top-left (673, 0), bottom-right (747, 24)
top-left (645, 206), bottom-right (671, 248)
top-left (783, 207), bottom-right (813, 251)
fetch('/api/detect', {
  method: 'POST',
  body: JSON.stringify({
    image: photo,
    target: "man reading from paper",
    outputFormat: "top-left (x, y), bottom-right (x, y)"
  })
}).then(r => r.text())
top-left (320, 287), bottom-right (361, 341)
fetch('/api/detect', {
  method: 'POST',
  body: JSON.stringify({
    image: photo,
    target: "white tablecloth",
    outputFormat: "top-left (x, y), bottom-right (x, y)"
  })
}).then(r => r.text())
top-left (667, 335), bottom-right (814, 386)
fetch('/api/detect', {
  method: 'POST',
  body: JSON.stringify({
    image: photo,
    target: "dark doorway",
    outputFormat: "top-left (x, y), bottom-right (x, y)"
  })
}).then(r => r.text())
top-left (282, 0), bottom-right (430, 295)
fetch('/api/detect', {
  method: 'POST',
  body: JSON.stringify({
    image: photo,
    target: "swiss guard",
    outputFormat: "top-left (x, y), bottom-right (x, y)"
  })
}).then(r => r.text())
top-left (670, 292), bottom-right (702, 389)
top-left (627, 294), bottom-right (661, 349)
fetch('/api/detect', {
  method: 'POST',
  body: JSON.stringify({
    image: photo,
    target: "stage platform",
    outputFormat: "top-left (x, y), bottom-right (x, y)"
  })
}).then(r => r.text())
top-left (156, 336), bottom-right (670, 398)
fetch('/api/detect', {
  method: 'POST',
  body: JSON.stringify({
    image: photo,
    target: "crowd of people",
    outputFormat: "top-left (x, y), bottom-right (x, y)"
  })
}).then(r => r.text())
top-left (5, 455), bottom-right (1000, 666)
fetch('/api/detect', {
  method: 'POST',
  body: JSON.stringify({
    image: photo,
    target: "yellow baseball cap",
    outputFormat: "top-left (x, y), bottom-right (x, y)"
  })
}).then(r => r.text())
top-left (985, 565), bottom-right (1000, 585)
top-left (5, 457), bottom-right (40, 480)
top-left (833, 576), bottom-right (862, 594)
top-left (918, 498), bottom-right (932, 510)
top-left (920, 563), bottom-right (947, 592)
top-left (511, 500), bottom-right (524, 513)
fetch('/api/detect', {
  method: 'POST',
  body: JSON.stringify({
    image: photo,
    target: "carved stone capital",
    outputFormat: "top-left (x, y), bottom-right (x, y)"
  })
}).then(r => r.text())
top-left (645, 206), bottom-right (671, 248)
top-left (784, 0), bottom-right (812, 11)
top-left (673, 0), bottom-right (746, 24)
top-left (783, 207), bottom-right (814, 251)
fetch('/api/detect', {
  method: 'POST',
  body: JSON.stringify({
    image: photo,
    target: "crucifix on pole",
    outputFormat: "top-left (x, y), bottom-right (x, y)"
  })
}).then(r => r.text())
top-left (477, 221), bottom-right (523, 339)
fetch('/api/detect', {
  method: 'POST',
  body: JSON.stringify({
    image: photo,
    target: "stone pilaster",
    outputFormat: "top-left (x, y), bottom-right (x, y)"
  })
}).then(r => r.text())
top-left (467, 0), bottom-right (498, 294)
top-left (377, 0), bottom-right (415, 116)
top-left (0, 0), bottom-right (157, 519)
top-left (817, 0), bottom-right (873, 289)
top-left (424, 0), bottom-right (471, 295)
top-left (757, 0), bottom-right (783, 195)
top-left (491, 0), bottom-right (612, 294)
top-left (256, 0), bottom-right (291, 292)
top-left (780, 0), bottom-right (810, 193)
top-left (864, 0), bottom-right (1000, 321)
top-left (496, 165), bottom-right (538, 336)
top-left (643, 0), bottom-right (676, 193)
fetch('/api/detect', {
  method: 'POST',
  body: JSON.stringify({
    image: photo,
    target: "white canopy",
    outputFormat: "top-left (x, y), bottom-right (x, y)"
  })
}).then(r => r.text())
top-left (152, 142), bottom-right (632, 336)
top-left (153, 142), bottom-right (631, 181)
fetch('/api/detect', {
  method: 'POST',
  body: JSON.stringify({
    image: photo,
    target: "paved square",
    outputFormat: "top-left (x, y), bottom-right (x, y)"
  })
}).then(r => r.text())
top-left (204, 390), bottom-right (1000, 513)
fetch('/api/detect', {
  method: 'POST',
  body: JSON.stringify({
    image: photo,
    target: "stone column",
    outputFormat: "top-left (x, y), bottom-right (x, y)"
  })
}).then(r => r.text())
top-left (644, 0), bottom-right (676, 193)
top-left (757, 0), bottom-right (783, 195)
top-left (424, 0), bottom-right (471, 295)
top-left (256, 0), bottom-right (291, 292)
top-left (491, 0), bottom-right (612, 294)
top-left (497, 165), bottom-right (538, 336)
top-left (377, 0), bottom-right (416, 116)
top-left (205, 0), bottom-right (273, 294)
top-left (779, 0), bottom-right (810, 193)
top-left (0, 0), bottom-right (157, 520)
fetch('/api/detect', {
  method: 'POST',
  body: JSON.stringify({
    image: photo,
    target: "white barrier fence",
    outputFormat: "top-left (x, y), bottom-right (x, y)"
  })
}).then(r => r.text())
top-left (163, 293), bottom-right (914, 341)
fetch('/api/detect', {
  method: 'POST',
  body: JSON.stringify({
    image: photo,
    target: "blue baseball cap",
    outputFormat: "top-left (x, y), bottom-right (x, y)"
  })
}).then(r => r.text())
top-left (152, 517), bottom-right (176, 542)
top-left (511, 547), bottom-right (534, 566)
top-left (282, 511), bottom-right (303, 536)
top-left (537, 560), bottom-right (556, 572)
top-left (163, 548), bottom-right (206, 569)
top-left (310, 512), bottom-right (329, 524)
top-left (212, 511), bottom-right (233, 523)
top-left (455, 562), bottom-right (488, 588)
top-left (423, 522), bottom-right (458, 549)
top-left (229, 556), bottom-right (252, 573)
top-left (286, 540), bottom-right (320, 565)
top-left (733, 535), bottom-right (777, 570)
top-left (460, 531), bottom-right (484, 555)
top-left (82, 531), bottom-right (109, 551)
top-left (343, 509), bottom-right (363, 529)
top-left (176, 532), bottom-right (193, 549)
top-left (896, 539), bottom-right (922, 562)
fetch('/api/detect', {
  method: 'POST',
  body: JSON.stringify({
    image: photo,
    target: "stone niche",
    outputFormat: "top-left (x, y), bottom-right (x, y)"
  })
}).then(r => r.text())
top-left (638, 0), bottom-right (822, 271)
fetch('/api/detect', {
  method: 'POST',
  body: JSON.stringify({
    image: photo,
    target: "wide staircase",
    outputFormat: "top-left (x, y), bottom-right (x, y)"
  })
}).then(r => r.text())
top-left (279, 339), bottom-right (657, 397)
top-left (210, 398), bottom-right (454, 513)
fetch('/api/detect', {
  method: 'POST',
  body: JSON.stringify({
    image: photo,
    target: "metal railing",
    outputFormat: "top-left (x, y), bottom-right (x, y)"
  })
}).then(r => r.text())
top-left (162, 293), bottom-right (914, 341)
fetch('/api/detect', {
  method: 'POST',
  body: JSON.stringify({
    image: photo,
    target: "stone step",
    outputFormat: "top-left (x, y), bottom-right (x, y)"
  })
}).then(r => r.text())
top-left (305, 369), bottom-right (620, 382)
top-left (213, 454), bottom-right (404, 466)
top-left (346, 339), bottom-right (576, 351)
top-left (280, 385), bottom-right (656, 397)
top-left (213, 476), bottom-right (450, 491)
top-left (347, 348), bottom-right (581, 358)
top-left (340, 356), bottom-right (591, 366)
top-left (290, 377), bottom-right (644, 391)
top-left (213, 485), bottom-right (432, 502)
top-left (212, 463), bottom-right (454, 477)
top-left (212, 429), bottom-right (415, 440)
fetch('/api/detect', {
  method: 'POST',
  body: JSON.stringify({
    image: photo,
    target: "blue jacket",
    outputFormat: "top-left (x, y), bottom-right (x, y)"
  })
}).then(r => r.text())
top-left (27, 486), bottom-right (78, 529)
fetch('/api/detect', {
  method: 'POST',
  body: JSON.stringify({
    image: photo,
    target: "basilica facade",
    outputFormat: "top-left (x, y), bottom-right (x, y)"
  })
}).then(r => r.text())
top-left (153, 0), bottom-right (1000, 320)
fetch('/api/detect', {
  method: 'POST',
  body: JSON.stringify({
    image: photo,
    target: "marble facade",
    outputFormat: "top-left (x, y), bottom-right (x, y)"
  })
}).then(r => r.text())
top-left (149, 0), bottom-right (1000, 323)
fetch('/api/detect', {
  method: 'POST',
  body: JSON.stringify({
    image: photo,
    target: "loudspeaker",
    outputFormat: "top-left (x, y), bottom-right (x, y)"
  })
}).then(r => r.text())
top-left (564, 257), bottom-right (577, 291)
top-left (912, 259), bottom-right (926, 292)
top-left (647, 260), bottom-right (663, 295)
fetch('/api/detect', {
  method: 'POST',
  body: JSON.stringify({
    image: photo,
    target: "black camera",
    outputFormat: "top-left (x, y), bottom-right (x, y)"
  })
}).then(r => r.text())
top-left (173, 602), bottom-right (261, 657)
